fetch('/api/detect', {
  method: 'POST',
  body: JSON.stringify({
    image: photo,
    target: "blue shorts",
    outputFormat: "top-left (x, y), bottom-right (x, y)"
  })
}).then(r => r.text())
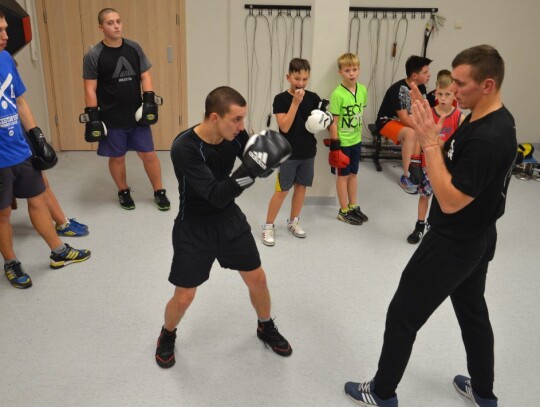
top-left (97, 126), bottom-right (155, 157)
top-left (0, 159), bottom-right (46, 210)
top-left (275, 157), bottom-right (315, 191)
top-left (331, 142), bottom-right (361, 176)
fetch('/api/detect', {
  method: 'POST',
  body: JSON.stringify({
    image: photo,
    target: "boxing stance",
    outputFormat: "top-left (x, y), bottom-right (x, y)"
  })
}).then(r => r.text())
top-left (155, 86), bottom-right (293, 368)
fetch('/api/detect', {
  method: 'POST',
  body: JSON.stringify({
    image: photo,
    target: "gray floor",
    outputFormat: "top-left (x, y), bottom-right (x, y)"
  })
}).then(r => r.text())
top-left (1, 151), bottom-right (538, 407)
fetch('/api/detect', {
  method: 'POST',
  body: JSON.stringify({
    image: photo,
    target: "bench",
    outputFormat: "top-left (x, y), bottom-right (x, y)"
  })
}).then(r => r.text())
top-left (362, 124), bottom-right (401, 171)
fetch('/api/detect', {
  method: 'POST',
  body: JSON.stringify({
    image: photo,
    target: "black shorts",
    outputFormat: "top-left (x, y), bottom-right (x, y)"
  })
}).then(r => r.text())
top-left (0, 159), bottom-right (46, 210)
top-left (169, 205), bottom-right (261, 288)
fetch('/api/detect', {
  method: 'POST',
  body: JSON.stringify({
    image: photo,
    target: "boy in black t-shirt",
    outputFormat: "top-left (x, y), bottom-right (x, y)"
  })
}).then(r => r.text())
top-left (376, 55), bottom-right (432, 194)
top-left (261, 58), bottom-right (324, 246)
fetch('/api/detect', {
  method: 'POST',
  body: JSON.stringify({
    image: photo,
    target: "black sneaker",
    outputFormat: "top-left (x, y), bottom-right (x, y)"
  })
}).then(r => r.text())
top-left (257, 319), bottom-right (292, 357)
top-left (407, 222), bottom-right (425, 244)
top-left (118, 188), bottom-right (135, 210)
top-left (350, 206), bottom-right (369, 222)
top-left (337, 210), bottom-right (362, 225)
top-left (156, 327), bottom-right (177, 368)
top-left (50, 244), bottom-right (91, 269)
top-left (4, 261), bottom-right (32, 289)
top-left (154, 189), bottom-right (171, 211)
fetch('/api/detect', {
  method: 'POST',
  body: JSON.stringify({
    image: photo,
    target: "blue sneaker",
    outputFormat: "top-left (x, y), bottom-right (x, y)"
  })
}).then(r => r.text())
top-left (4, 261), bottom-right (32, 289)
top-left (453, 375), bottom-right (498, 407)
top-left (50, 244), bottom-right (91, 269)
top-left (68, 218), bottom-right (88, 230)
top-left (344, 380), bottom-right (398, 407)
top-left (399, 175), bottom-right (418, 194)
top-left (56, 221), bottom-right (89, 237)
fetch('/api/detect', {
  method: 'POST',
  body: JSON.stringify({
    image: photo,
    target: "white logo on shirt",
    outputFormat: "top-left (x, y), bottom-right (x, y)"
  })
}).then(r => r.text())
top-left (447, 139), bottom-right (455, 161)
top-left (0, 73), bottom-right (16, 109)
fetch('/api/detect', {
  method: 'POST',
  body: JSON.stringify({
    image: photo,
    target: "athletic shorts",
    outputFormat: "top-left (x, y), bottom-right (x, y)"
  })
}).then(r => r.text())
top-left (275, 157), bottom-right (315, 191)
top-left (97, 126), bottom-right (155, 157)
top-left (331, 142), bottom-right (361, 176)
top-left (0, 159), bottom-right (46, 210)
top-left (169, 205), bottom-right (261, 288)
top-left (379, 120), bottom-right (406, 145)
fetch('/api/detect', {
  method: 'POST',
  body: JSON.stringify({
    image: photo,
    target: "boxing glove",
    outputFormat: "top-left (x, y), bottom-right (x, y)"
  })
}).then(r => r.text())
top-left (80, 107), bottom-right (107, 142)
top-left (408, 154), bottom-right (424, 185)
top-left (318, 98), bottom-right (330, 111)
top-left (231, 130), bottom-right (292, 189)
top-left (135, 91), bottom-right (163, 125)
top-left (27, 127), bottom-right (58, 171)
top-left (328, 139), bottom-right (350, 169)
top-left (305, 109), bottom-right (333, 134)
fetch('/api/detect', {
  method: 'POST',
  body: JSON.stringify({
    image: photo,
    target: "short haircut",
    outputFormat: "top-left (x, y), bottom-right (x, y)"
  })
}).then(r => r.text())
top-left (0, 10), bottom-right (5, 19)
top-left (98, 8), bottom-right (118, 25)
top-left (204, 86), bottom-right (246, 119)
top-left (338, 53), bottom-right (360, 69)
top-left (289, 58), bottom-right (311, 73)
top-left (436, 69), bottom-right (451, 80)
top-left (436, 72), bottom-right (453, 88)
top-left (405, 55), bottom-right (432, 77)
top-left (452, 44), bottom-right (504, 89)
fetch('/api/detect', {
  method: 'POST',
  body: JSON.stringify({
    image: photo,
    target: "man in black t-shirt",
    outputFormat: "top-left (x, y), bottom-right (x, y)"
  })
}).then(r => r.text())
top-left (82, 8), bottom-right (169, 211)
top-left (155, 86), bottom-right (292, 369)
top-left (345, 45), bottom-right (515, 407)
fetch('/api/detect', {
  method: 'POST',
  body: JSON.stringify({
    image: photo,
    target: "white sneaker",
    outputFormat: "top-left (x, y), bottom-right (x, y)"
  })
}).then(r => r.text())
top-left (287, 217), bottom-right (306, 238)
top-left (261, 224), bottom-right (275, 246)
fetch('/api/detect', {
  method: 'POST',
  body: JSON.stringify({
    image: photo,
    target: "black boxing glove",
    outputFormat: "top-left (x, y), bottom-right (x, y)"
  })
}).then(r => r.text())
top-left (27, 127), bottom-right (58, 170)
top-left (80, 107), bottom-right (107, 142)
top-left (231, 130), bottom-right (292, 189)
top-left (135, 91), bottom-right (163, 125)
top-left (408, 154), bottom-right (425, 185)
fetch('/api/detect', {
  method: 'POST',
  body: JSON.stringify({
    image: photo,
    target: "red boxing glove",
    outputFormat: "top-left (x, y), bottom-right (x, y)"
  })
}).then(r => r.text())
top-left (328, 139), bottom-right (350, 169)
top-left (323, 138), bottom-right (331, 148)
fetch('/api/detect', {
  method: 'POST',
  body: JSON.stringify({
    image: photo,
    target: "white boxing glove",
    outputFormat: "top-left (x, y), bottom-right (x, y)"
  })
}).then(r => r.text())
top-left (305, 109), bottom-right (333, 134)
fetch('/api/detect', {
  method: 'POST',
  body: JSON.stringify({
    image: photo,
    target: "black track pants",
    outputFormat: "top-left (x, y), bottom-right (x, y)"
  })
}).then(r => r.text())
top-left (374, 226), bottom-right (497, 398)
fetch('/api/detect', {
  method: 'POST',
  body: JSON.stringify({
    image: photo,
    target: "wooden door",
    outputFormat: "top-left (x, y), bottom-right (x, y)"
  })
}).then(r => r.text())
top-left (36, 0), bottom-right (187, 151)
top-left (35, 0), bottom-right (87, 150)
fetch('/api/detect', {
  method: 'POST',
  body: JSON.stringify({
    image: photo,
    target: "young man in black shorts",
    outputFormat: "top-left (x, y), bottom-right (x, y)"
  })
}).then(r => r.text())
top-left (0, 12), bottom-right (90, 289)
top-left (155, 86), bottom-right (293, 368)
top-left (344, 45), bottom-right (516, 407)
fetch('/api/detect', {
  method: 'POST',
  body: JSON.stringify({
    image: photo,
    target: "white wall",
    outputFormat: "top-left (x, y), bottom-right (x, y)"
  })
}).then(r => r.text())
top-left (14, 0), bottom-right (540, 147)
top-left (186, 0), bottom-right (540, 144)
